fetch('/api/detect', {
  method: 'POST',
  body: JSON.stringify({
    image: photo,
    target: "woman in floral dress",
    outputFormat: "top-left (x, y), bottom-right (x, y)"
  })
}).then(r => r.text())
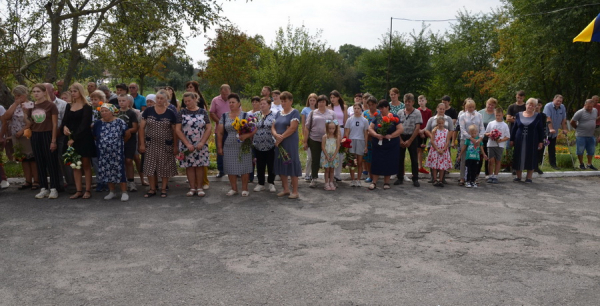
top-left (92, 103), bottom-right (129, 201)
top-left (177, 92), bottom-right (212, 197)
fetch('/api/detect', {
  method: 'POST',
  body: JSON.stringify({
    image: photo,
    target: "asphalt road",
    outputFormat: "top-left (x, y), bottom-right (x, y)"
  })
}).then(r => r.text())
top-left (1, 177), bottom-right (599, 305)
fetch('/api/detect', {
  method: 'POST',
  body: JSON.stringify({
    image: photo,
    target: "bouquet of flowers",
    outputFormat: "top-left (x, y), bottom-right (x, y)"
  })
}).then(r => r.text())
top-left (176, 149), bottom-right (192, 161)
top-left (489, 129), bottom-right (501, 141)
top-left (63, 145), bottom-right (82, 170)
top-left (376, 113), bottom-right (399, 145)
top-left (232, 115), bottom-right (257, 160)
top-left (543, 137), bottom-right (550, 147)
top-left (278, 144), bottom-right (292, 165)
top-left (340, 138), bottom-right (356, 169)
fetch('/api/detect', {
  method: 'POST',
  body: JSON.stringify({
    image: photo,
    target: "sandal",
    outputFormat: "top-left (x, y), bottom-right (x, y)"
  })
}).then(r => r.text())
top-left (82, 190), bottom-right (92, 199)
top-left (186, 189), bottom-right (196, 197)
top-left (197, 190), bottom-right (205, 197)
top-left (144, 190), bottom-right (156, 198)
top-left (368, 183), bottom-right (376, 190)
top-left (383, 183), bottom-right (390, 190)
top-left (31, 184), bottom-right (40, 190)
top-left (241, 190), bottom-right (249, 197)
top-left (226, 190), bottom-right (238, 196)
top-left (70, 190), bottom-right (83, 199)
top-left (160, 189), bottom-right (167, 198)
top-left (19, 182), bottom-right (33, 190)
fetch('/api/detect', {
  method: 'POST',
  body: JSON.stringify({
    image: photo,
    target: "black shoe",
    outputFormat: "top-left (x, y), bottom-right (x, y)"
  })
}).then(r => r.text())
top-left (393, 179), bottom-right (402, 185)
top-left (413, 181), bottom-right (420, 187)
top-left (588, 164), bottom-right (598, 170)
top-left (535, 168), bottom-right (543, 175)
top-left (216, 172), bottom-right (225, 178)
top-left (579, 164), bottom-right (586, 170)
top-left (334, 177), bottom-right (342, 182)
top-left (551, 165), bottom-right (560, 170)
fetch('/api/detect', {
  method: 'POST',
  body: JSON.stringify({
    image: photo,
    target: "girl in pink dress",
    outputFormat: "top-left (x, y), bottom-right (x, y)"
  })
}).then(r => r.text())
top-left (425, 117), bottom-right (452, 187)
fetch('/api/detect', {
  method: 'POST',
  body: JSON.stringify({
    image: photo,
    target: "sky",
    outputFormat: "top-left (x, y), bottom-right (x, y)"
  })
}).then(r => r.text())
top-left (185, 0), bottom-right (503, 65)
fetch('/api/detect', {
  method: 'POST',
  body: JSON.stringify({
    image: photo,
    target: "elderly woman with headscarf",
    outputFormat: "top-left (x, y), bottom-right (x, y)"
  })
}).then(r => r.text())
top-left (93, 102), bottom-right (129, 201)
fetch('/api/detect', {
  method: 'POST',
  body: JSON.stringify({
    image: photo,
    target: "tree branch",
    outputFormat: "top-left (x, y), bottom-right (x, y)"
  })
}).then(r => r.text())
top-left (58, 0), bottom-right (122, 20)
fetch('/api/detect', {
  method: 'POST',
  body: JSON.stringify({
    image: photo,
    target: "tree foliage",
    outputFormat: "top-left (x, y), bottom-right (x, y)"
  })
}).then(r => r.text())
top-left (200, 24), bottom-right (263, 93)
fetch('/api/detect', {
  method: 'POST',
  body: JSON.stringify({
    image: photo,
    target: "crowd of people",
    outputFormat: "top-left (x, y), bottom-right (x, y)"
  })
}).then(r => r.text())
top-left (0, 81), bottom-right (599, 200)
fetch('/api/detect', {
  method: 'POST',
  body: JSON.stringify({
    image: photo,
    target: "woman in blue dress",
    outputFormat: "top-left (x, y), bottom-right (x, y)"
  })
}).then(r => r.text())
top-left (92, 103), bottom-right (129, 201)
top-left (271, 91), bottom-right (302, 199)
top-left (367, 100), bottom-right (403, 190)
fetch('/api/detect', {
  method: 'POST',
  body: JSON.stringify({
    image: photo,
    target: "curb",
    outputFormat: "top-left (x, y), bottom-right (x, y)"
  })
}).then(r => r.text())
top-left (4, 171), bottom-right (600, 185)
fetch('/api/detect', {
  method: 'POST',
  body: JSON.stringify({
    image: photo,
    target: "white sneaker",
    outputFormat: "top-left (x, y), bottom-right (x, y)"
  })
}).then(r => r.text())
top-left (268, 184), bottom-right (276, 192)
top-left (35, 188), bottom-right (49, 199)
top-left (465, 182), bottom-right (472, 188)
top-left (104, 192), bottom-right (116, 200)
top-left (254, 184), bottom-right (265, 192)
top-left (472, 182), bottom-right (478, 188)
top-left (48, 188), bottom-right (58, 199)
top-left (128, 181), bottom-right (137, 192)
top-left (309, 180), bottom-right (317, 188)
top-left (121, 192), bottom-right (129, 202)
top-left (202, 184), bottom-right (210, 190)
top-left (0, 180), bottom-right (9, 189)
top-left (404, 175), bottom-right (411, 182)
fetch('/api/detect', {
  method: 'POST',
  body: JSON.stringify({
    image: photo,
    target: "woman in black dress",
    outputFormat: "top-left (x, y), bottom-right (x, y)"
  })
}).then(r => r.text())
top-left (62, 83), bottom-right (96, 199)
top-left (510, 98), bottom-right (544, 183)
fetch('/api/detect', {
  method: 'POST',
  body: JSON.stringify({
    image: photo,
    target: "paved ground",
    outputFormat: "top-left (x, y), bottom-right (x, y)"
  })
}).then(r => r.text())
top-left (1, 176), bottom-right (600, 305)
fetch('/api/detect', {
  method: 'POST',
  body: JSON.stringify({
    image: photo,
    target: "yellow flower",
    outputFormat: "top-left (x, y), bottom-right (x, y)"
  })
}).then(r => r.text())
top-left (241, 119), bottom-right (248, 125)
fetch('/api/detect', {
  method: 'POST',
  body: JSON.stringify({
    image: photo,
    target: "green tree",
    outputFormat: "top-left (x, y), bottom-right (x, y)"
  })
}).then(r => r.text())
top-left (201, 24), bottom-right (263, 93)
top-left (493, 0), bottom-right (600, 112)
top-left (357, 27), bottom-right (433, 99)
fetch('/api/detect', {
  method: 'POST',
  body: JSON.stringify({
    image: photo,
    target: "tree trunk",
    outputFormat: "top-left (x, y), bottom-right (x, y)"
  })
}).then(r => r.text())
top-left (0, 79), bottom-right (15, 108)
top-left (63, 16), bottom-right (81, 89)
top-left (44, 3), bottom-right (62, 84)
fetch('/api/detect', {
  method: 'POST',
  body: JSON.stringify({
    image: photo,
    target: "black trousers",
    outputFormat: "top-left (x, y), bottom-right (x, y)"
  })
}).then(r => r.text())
top-left (308, 138), bottom-right (322, 179)
top-left (466, 159), bottom-right (480, 183)
top-left (254, 147), bottom-right (275, 185)
top-left (399, 134), bottom-right (419, 181)
top-left (31, 131), bottom-right (61, 190)
top-left (548, 136), bottom-right (557, 166)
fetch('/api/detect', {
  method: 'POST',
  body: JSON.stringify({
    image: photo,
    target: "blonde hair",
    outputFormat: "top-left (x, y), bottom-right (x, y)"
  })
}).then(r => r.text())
top-left (486, 97), bottom-right (498, 107)
top-left (89, 90), bottom-right (106, 102)
top-left (306, 93), bottom-right (318, 107)
top-left (464, 98), bottom-right (476, 109)
top-left (71, 83), bottom-right (91, 105)
top-left (325, 121), bottom-right (339, 138)
top-left (12, 85), bottom-right (29, 97)
top-left (182, 92), bottom-right (199, 102)
top-left (432, 116), bottom-right (446, 134)
top-left (468, 124), bottom-right (478, 134)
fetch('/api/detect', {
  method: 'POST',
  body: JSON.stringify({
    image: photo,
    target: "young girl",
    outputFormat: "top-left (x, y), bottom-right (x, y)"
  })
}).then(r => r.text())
top-left (425, 117), bottom-right (452, 187)
top-left (320, 120), bottom-right (340, 191)
top-left (344, 104), bottom-right (369, 187)
top-left (462, 124), bottom-right (487, 188)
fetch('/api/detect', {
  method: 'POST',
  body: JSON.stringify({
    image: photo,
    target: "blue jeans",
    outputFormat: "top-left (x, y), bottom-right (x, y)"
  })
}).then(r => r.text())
top-left (576, 136), bottom-right (596, 156)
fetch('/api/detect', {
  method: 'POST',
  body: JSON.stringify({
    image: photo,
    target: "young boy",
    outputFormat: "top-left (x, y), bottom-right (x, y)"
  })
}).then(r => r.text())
top-left (484, 107), bottom-right (510, 184)
top-left (344, 104), bottom-right (369, 187)
top-left (117, 94), bottom-right (140, 192)
top-left (417, 95), bottom-right (432, 174)
top-left (462, 124), bottom-right (487, 188)
top-left (270, 90), bottom-right (283, 114)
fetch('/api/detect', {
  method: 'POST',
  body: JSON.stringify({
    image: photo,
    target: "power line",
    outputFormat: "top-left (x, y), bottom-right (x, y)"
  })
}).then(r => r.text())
top-left (391, 2), bottom-right (600, 23)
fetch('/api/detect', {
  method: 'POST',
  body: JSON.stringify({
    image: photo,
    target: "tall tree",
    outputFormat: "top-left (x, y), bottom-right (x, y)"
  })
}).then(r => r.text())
top-left (200, 24), bottom-right (263, 93)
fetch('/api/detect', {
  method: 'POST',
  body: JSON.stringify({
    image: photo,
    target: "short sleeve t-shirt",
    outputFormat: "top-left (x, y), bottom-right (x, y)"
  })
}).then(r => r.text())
top-left (445, 107), bottom-right (458, 121)
top-left (142, 106), bottom-right (179, 124)
top-left (465, 138), bottom-right (480, 160)
top-left (117, 109), bottom-right (139, 137)
top-left (344, 116), bottom-right (369, 140)
top-left (301, 107), bottom-right (313, 120)
top-left (132, 94), bottom-right (146, 110)
top-left (572, 108), bottom-right (598, 137)
top-left (485, 120), bottom-right (510, 148)
top-left (30, 101), bottom-right (59, 132)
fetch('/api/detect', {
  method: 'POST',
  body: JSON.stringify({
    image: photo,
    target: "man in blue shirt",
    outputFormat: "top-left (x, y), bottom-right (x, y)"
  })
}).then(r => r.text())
top-left (129, 83), bottom-right (146, 111)
top-left (543, 94), bottom-right (569, 169)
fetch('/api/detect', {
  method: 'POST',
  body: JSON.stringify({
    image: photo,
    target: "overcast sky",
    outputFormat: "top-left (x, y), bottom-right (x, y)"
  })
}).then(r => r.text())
top-left (185, 0), bottom-right (503, 65)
